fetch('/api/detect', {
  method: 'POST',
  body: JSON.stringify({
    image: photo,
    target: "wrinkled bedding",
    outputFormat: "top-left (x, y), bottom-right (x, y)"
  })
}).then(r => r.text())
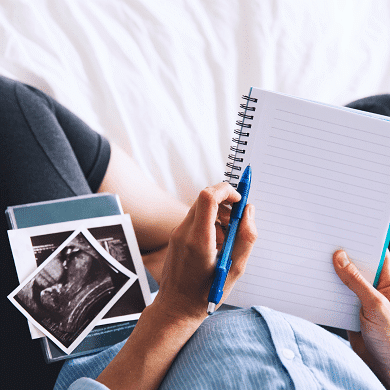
top-left (1, 0), bottom-right (389, 204)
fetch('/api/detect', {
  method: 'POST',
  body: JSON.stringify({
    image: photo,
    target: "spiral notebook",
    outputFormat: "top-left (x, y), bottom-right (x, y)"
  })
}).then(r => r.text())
top-left (224, 88), bottom-right (390, 332)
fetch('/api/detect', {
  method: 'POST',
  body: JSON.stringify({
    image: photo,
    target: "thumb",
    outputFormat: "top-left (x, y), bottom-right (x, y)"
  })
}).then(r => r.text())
top-left (333, 250), bottom-right (383, 311)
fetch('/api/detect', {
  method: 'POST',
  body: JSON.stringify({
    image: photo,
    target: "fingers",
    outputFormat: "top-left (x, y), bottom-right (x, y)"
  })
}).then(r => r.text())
top-left (217, 202), bottom-right (233, 226)
top-left (333, 250), bottom-right (385, 310)
top-left (215, 202), bottom-right (234, 249)
top-left (215, 222), bottom-right (226, 250)
top-left (193, 183), bottom-right (241, 238)
top-left (229, 204), bottom-right (258, 278)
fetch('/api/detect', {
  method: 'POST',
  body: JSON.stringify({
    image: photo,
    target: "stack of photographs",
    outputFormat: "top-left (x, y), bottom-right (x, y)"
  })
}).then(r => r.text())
top-left (6, 195), bottom-right (152, 358)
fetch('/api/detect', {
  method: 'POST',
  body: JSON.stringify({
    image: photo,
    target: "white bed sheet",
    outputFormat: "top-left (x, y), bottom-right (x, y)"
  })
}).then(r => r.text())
top-left (1, 0), bottom-right (389, 205)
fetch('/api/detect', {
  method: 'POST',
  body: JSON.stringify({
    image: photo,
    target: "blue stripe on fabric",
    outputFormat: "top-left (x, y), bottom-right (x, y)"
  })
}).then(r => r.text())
top-left (68, 378), bottom-right (109, 390)
top-left (256, 306), bottom-right (385, 390)
top-left (54, 307), bottom-right (386, 389)
top-left (160, 308), bottom-right (293, 389)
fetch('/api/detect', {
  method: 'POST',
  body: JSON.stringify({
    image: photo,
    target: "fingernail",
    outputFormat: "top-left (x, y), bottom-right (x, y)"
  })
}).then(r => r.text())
top-left (336, 251), bottom-right (350, 268)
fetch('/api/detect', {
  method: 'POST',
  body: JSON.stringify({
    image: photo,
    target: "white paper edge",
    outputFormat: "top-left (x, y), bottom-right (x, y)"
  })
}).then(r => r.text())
top-left (8, 214), bottom-right (151, 338)
top-left (8, 227), bottom-right (138, 353)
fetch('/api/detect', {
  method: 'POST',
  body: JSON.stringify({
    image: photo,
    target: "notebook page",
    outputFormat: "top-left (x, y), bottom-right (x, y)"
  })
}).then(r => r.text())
top-left (226, 89), bottom-right (390, 331)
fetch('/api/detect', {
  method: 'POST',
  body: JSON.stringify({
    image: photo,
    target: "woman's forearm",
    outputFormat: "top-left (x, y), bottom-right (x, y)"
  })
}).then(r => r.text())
top-left (96, 300), bottom-right (204, 390)
top-left (96, 183), bottom-right (257, 389)
top-left (98, 142), bottom-right (190, 251)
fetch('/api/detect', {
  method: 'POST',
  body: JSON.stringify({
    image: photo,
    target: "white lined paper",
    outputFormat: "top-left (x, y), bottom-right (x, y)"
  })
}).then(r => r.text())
top-left (226, 89), bottom-right (390, 331)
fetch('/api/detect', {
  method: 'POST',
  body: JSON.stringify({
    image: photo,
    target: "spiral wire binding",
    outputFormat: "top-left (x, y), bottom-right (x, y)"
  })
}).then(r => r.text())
top-left (224, 95), bottom-right (257, 187)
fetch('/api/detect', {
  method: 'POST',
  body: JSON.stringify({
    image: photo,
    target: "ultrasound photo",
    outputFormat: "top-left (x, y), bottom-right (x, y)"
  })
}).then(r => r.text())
top-left (31, 224), bottom-right (147, 321)
top-left (9, 229), bottom-right (136, 353)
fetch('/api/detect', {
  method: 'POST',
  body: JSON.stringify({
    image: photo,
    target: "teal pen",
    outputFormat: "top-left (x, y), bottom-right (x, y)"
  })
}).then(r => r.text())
top-left (207, 165), bottom-right (252, 314)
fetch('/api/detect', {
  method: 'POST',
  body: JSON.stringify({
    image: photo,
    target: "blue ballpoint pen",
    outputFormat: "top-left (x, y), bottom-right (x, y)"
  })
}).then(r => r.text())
top-left (207, 164), bottom-right (252, 315)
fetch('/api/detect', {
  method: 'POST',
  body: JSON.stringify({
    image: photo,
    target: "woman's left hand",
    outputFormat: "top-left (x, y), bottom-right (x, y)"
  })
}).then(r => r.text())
top-left (333, 249), bottom-right (390, 388)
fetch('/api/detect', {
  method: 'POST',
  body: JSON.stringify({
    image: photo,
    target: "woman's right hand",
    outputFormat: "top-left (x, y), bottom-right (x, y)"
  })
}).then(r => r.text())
top-left (333, 249), bottom-right (390, 389)
top-left (154, 182), bottom-right (257, 323)
top-left (97, 182), bottom-right (257, 390)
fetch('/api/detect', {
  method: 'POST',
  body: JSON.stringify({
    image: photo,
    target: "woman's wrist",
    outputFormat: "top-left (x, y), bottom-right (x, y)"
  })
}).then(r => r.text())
top-left (97, 299), bottom-right (204, 390)
top-left (373, 362), bottom-right (390, 390)
top-left (151, 290), bottom-right (208, 332)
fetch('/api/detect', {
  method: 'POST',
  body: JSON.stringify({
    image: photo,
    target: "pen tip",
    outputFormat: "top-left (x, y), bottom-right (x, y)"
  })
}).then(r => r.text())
top-left (207, 302), bottom-right (216, 315)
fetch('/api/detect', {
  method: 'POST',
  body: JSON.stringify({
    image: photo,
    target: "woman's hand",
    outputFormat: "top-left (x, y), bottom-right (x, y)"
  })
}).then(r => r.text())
top-left (97, 183), bottom-right (257, 390)
top-left (154, 182), bottom-right (257, 322)
top-left (333, 249), bottom-right (390, 388)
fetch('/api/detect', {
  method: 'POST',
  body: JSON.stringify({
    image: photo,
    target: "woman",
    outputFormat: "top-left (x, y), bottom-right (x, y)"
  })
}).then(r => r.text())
top-left (0, 74), bottom-right (188, 389)
top-left (1, 76), bottom-right (389, 389)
